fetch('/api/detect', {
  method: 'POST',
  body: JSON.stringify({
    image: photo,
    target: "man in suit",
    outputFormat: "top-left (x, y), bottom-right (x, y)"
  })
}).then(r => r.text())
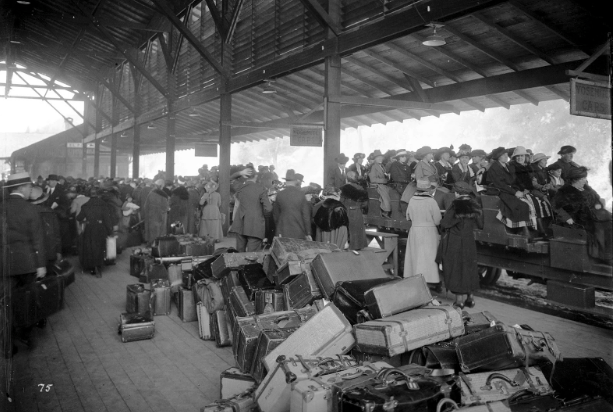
top-left (3, 172), bottom-right (47, 357)
top-left (327, 153), bottom-right (349, 191)
top-left (44, 174), bottom-right (72, 253)
top-left (230, 168), bottom-right (272, 252)
top-left (274, 170), bottom-right (312, 240)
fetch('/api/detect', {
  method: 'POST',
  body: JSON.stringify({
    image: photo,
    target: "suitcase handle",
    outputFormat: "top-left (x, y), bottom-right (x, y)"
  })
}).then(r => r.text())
top-left (376, 369), bottom-right (420, 391)
top-left (483, 372), bottom-right (520, 390)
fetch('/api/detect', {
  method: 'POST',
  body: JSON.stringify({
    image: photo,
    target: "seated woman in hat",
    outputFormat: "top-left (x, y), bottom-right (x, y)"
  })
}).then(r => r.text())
top-left (312, 187), bottom-right (349, 250)
top-left (530, 153), bottom-right (553, 198)
top-left (401, 146), bottom-right (441, 205)
top-left (404, 178), bottom-right (443, 292)
top-left (508, 147), bottom-right (552, 236)
top-left (553, 167), bottom-right (611, 262)
top-left (546, 163), bottom-right (564, 196)
top-left (434, 146), bottom-right (454, 189)
top-left (450, 148), bottom-right (475, 186)
top-left (347, 153), bottom-right (367, 188)
top-left (485, 147), bottom-right (536, 237)
top-left (551, 145), bottom-right (582, 181)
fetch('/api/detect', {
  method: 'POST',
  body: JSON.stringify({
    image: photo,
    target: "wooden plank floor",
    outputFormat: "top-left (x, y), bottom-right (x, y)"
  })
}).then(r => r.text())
top-left (2, 239), bottom-right (612, 412)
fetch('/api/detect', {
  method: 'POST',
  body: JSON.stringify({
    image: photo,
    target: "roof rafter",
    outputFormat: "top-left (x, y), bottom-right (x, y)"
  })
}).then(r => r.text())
top-left (344, 56), bottom-right (413, 92)
top-left (225, 0), bottom-right (245, 44)
top-left (361, 48), bottom-right (435, 87)
top-left (297, 0), bottom-right (342, 36)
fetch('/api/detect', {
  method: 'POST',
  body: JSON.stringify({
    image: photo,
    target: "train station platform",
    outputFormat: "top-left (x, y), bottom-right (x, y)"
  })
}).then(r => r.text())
top-left (2, 237), bottom-right (612, 412)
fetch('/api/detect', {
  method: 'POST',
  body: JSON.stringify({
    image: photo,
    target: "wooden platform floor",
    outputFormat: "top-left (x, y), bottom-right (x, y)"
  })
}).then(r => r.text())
top-left (2, 239), bottom-right (613, 412)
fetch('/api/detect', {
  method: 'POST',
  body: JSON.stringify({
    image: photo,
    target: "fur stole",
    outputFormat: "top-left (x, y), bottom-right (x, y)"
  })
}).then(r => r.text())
top-left (451, 196), bottom-right (482, 219)
top-left (172, 185), bottom-right (190, 200)
top-left (314, 199), bottom-right (349, 231)
top-left (556, 184), bottom-right (583, 204)
top-left (340, 183), bottom-right (368, 202)
top-left (152, 188), bottom-right (170, 199)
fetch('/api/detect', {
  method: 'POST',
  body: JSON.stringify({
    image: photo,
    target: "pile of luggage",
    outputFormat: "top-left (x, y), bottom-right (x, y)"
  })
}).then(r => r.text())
top-left (120, 236), bottom-right (613, 411)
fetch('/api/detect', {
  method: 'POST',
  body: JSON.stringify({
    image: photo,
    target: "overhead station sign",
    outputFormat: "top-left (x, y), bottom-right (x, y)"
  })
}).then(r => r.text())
top-left (570, 78), bottom-right (611, 120)
top-left (290, 125), bottom-right (323, 147)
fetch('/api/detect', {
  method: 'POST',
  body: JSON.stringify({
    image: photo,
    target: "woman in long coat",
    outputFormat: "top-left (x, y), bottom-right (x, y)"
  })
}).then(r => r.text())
top-left (168, 183), bottom-right (190, 230)
top-left (77, 189), bottom-right (113, 276)
top-left (404, 179), bottom-right (442, 290)
top-left (143, 179), bottom-right (169, 244)
top-left (340, 173), bottom-right (368, 249)
top-left (199, 181), bottom-right (224, 241)
top-left (313, 188), bottom-right (349, 249)
top-left (440, 182), bottom-right (483, 308)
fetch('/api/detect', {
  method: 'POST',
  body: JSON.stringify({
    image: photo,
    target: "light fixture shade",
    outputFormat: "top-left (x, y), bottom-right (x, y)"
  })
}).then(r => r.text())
top-left (262, 81), bottom-right (276, 94)
top-left (422, 34), bottom-right (446, 47)
top-left (147, 122), bottom-right (157, 129)
top-left (188, 108), bottom-right (200, 117)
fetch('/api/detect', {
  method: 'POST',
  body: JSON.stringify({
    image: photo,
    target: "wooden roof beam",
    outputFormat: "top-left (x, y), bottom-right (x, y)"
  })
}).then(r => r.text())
top-left (544, 85), bottom-right (569, 102)
top-left (225, 0), bottom-right (245, 44)
top-left (383, 42), bottom-right (460, 83)
top-left (151, 0), bottom-right (229, 77)
top-left (344, 56), bottom-right (413, 92)
top-left (297, 0), bottom-right (342, 36)
top-left (99, 78), bottom-right (136, 113)
top-left (331, 96), bottom-right (455, 112)
top-left (470, 13), bottom-right (557, 65)
top-left (461, 98), bottom-right (485, 112)
top-left (309, 67), bottom-right (373, 97)
top-left (484, 95), bottom-right (510, 109)
top-left (203, 0), bottom-right (227, 39)
top-left (513, 90), bottom-right (539, 106)
top-left (341, 68), bottom-right (396, 96)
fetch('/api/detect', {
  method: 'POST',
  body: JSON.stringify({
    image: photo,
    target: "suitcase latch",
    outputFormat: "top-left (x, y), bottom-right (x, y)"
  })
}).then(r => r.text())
top-left (382, 397), bottom-right (398, 411)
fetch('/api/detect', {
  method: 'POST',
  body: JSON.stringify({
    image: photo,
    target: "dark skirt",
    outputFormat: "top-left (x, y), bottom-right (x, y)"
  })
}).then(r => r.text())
top-left (79, 221), bottom-right (108, 270)
top-left (346, 207), bottom-right (368, 250)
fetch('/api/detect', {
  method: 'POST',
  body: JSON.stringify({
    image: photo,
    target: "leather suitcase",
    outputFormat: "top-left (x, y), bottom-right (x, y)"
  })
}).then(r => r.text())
top-left (130, 254), bottom-right (144, 278)
top-left (254, 289), bottom-right (285, 315)
top-left (332, 278), bottom-right (398, 325)
top-left (263, 303), bottom-right (355, 371)
top-left (118, 313), bottom-right (155, 343)
top-left (354, 306), bottom-right (464, 357)
top-left (193, 279), bottom-right (225, 314)
top-left (463, 311), bottom-right (498, 335)
top-left (48, 259), bottom-right (75, 288)
top-left (126, 283), bottom-right (151, 315)
top-left (239, 263), bottom-right (275, 299)
top-left (178, 287), bottom-right (197, 322)
top-left (283, 271), bottom-right (321, 310)
top-left (311, 251), bottom-right (389, 299)
top-left (255, 355), bottom-right (357, 412)
top-left (196, 302), bottom-right (214, 340)
top-left (212, 309), bottom-right (232, 347)
top-left (151, 236), bottom-right (181, 257)
top-left (270, 237), bottom-right (340, 267)
top-left (250, 328), bottom-right (299, 383)
top-left (454, 323), bottom-right (562, 373)
top-left (220, 367), bottom-right (257, 399)
top-left (142, 262), bottom-right (168, 283)
top-left (540, 357), bottom-right (613, 403)
top-left (290, 362), bottom-right (394, 412)
top-left (459, 366), bottom-right (553, 406)
top-left (150, 280), bottom-right (171, 316)
top-left (230, 286), bottom-right (256, 317)
top-left (212, 251), bottom-right (268, 279)
top-left (182, 240), bottom-right (214, 257)
top-left (13, 273), bottom-right (65, 327)
top-left (167, 263), bottom-right (183, 293)
top-left (363, 275), bottom-right (432, 319)
top-left (201, 389), bottom-right (256, 412)
top-left (193, 255), bottom-right (217, 281)
top-left (350, 349), bottom-right (410, 368)
top-left (274, 261), bottom-right (305, 286)
top-left (455, 396), bottom-right (613, 412)
top-left (335, 367), bottom-right (444, 412)
top-left (262, 254), bottom-right (278, 283)
top-left (138, 255), bottom-right (156, 283)
top-left (234, 308), bottom-right (317, 373)
top-left (420, 341), bottom-right (460, 371)
top-left (221, 271), bottom-right (241, 304)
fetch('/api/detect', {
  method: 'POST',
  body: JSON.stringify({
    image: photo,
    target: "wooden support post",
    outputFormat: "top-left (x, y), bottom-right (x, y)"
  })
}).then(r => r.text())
top-left (323, 0), bottom-right (341, 187)
top-left (94, 92), bottom-right (102, 178)
top-left (132, 89), bottom-right (141, 179)
top-left (110, 91), bottom-right (119, 178)
top-left (82, 101), bottom-right (90, 178)
top-left (166, 70), bottom-right (176, 180)
top-left (219, 92), bottom-right (232, 233)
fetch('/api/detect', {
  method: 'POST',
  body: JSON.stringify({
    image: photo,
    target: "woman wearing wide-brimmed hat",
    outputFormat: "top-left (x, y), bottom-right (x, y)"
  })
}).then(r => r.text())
top-left (434, 146), bottom-right (454, 189)
top-left (401, 146), bottom-right (439, 205)
top-left (76, 187), bottom-right (114, 277)
top-left (199, 180), bottom-right (224, 241)
top-left (550, 145), bottom-right (581, 181)
top-left (450, 148), bottom-right (475, 186)
top-left (404, 178), bottom-right (443, 292)
top-left (439, 182), bottom-right (483, 308)
top-left (368, 151), bottom-right (392, 218)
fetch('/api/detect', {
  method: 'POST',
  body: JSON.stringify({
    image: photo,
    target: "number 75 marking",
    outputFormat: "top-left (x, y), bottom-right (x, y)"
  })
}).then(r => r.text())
top-left (38, 384), bottom-right (53, 392)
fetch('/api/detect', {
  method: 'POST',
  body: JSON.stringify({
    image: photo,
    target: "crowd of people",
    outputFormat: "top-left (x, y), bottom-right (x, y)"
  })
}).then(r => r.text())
top-left (2, 143), bottom-right (611, 357)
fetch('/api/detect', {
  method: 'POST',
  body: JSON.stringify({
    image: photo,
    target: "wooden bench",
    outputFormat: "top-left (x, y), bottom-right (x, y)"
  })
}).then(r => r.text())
top-left (364, 230), bottom-right (399, 276)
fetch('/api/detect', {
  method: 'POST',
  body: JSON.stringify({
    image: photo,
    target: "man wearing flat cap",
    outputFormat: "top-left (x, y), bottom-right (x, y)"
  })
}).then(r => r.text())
top-left (551, 145), bottom-right (582, 181)
top-left (328, 153), bottom-right (350, 191)
top-left (3, 172), bottom-right (47, 356)
top-left (274, 170), bottom-right (312, 240)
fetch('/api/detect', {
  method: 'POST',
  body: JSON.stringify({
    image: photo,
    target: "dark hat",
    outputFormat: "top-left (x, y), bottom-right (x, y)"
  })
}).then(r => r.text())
top-left (335, 153), bottom-right (350, 164)
top-left (415, 146), bottom-right (434, 160)
top-left (47, 174), bottom-right (59, 181)
top-left (383, 150), bottom-right (397, 159)
top-left (322, 186), bottom-right (339, 196)
top-left (470, 149), bottom-right (487, 157)
top-left (368, 150), bottom-right (384, 161)
top-left (308, 182), bottom-right (322, 192)
top-left (459, 144), bottom-right (472, 153)
top-left (566, 166), bottom-right (588, 181)
top-left (5, 172), bottom-right (32, 188)
top-left (490, 147), bottom-right (507, 160)
top-left (546, 163), bottom-right (562, 171)
top-left (558, 145), bottom-right (576, 155)
top-left (352, 153), bottom-right (365, 160)
top-left (283, 169), bottom-right (304, 181)
top-left (164, 180), bottom-right (174, 186)
top-left (453, 181), bottom-right (475, 195)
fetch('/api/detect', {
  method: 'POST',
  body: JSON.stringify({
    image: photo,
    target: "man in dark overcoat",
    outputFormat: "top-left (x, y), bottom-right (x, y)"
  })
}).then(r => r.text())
top-left (44, 174), bottom-right (72, 254)
top-left (327, 153), bottom-right (349, 191)
top-left (274, 170), bottom-right (312, 240)
top-left (3, 172), bottom-right (47, 356)
top-left (143, 179), bottom-right (169, 244)
top-left (230, 169), bottom-right (272, 252)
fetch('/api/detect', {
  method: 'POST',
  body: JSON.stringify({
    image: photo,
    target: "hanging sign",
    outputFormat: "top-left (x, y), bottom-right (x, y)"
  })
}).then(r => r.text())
top-left (195, 143), bottom-right (218, 157)
top-left (290, 126), bottom-right (323, 147)
top-left (570, 78), bottom-right (611, 120)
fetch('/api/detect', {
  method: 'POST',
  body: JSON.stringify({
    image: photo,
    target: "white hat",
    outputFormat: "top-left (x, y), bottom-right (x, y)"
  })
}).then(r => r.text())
top-left (512, 146), bottom-right (528, 157)
top-left (5, 172), bottom-right (32, 188)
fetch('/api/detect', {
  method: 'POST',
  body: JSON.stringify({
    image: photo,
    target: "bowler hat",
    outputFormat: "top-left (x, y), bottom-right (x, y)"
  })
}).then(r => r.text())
top-left (283, 169), bottom-right (304, 181)
top-left (558, 145), bottom-right (576, 155)
top-left (5, 172), bottom-right (32, 188)
top-left (47, 174), bottom-right (59, 181)
top-left (335, 153), bottom-right (350, 164)
top-left (490, 147), bottom-right (507, 161)
top-left (531, 153), bottom-right (551, 164)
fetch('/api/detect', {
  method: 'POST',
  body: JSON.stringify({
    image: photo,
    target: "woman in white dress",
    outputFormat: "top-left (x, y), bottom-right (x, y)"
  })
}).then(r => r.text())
top-left (404, 178), bottom-right (442, 292)
top-left (199, 181), bottom-right (224, 241)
